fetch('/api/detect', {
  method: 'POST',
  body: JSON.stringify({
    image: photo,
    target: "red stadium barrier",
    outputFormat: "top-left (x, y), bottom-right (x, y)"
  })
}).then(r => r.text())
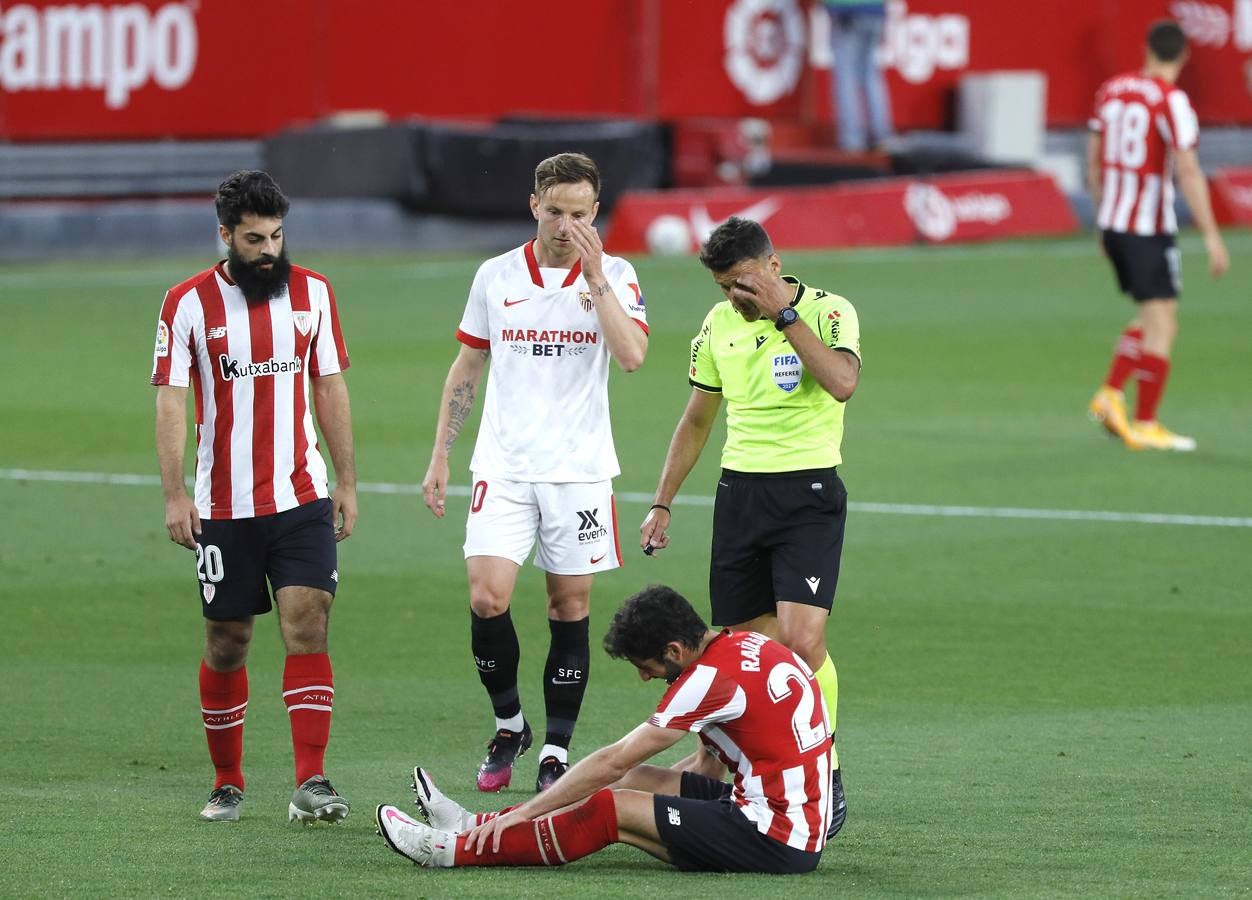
top-left (605, 170), bottom-right (1077, 253)
top-left (1, 0), bottom-right (1249, 140)
top-left (1210, 167), bottom-right (1252, 225)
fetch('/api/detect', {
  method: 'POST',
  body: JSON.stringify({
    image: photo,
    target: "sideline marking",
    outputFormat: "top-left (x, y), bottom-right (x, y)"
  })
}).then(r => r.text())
top-left (3, 468), bottom-right (1249, 529)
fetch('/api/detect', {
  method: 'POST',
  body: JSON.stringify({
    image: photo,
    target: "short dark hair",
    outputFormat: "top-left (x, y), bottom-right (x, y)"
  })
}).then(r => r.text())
top-left (698, 216), bottom-right (774, 272)
top-left (1147, 20), bottom-right (1187, 62)
top-left (603, 585), bottom-right (708, 663)
top-left (533, 152), bottom-right (600, 200)
top-left (215, 170), bottom-right (290, 230)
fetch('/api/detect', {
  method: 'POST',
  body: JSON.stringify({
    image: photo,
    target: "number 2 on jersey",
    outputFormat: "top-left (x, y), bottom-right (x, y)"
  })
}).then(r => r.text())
top-left (767, 661), bottom-right (828, 753)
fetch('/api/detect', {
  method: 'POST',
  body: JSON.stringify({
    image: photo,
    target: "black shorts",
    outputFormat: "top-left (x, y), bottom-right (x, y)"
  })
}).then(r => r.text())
top-left (654, 772), bottom-right (820, 874)
top-left (709, 468), bottom-right (847, 626)
top-left (1102, 231), bottom-right (1182, 301)
top-left (194, 499), bottom-right (338, 620)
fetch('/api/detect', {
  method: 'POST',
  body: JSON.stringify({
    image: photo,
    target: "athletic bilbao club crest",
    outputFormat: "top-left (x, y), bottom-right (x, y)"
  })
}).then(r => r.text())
top-left (578, 292), bottom-right (593, 312)
top-left (772, 352), bottom-right (803, 393)
top-left (292, 311), bottom-right (312, 335)
top-left (202, 584), bottom-right (216, 604)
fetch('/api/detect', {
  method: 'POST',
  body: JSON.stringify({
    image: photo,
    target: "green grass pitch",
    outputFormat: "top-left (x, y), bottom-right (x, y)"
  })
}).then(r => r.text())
top-left (2, 233), bottom-right (1250, 898)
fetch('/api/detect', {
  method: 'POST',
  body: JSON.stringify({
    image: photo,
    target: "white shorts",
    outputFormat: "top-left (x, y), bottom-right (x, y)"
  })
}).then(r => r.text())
top-left (463, 475), bottom-right (622, 575)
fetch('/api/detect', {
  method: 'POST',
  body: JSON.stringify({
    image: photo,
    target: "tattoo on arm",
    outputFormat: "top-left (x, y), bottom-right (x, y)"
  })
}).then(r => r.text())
top-left (445, 379), bottom-right (476, 454)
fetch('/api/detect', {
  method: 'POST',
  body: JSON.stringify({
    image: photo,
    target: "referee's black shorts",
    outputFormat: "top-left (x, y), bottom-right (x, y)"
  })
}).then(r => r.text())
top-left (1102, 230), bottom-right (1182, 302)
top-left (709, 467), bottom-right (847, 626)
top-left (654, 772), bottom-right (821, 874)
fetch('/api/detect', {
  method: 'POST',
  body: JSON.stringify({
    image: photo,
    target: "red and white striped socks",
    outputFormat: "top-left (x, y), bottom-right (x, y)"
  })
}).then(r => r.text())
top-left (282, 652), bottom-right (335, 784)
top-left (452, 789), bottom-right (619, 867)
top-left (1104, 325), bottom-right (1143, 392)
top-left (199, 661), bottom-right (247, 790)
top-left (1133, 352), bottom-right (1171, 423)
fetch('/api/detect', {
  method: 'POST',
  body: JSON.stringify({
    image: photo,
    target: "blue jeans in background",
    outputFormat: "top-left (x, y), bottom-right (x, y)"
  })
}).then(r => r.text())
top-left (829, 8), bottom-right (895, 152)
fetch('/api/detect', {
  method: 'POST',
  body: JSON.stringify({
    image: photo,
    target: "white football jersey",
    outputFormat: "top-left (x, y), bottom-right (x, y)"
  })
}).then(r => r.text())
top-left (456, 241), bottom-right (648, 483)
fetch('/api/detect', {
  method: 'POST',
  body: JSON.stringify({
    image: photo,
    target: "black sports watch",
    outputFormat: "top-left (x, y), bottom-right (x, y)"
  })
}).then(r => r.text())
top-left (775, 306), bottom-right (799, 331)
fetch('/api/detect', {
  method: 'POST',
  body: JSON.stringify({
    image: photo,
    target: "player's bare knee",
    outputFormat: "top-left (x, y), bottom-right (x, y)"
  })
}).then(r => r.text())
top-left (778, 629), bottom-right (826, 670)
top-left (468, 589), bottom-right (511, 618)
top-left (546, 592), bottom-right (590, 621)
top-left (204, 620), bottom-right (251, 670)
top-left (279, 610), bottom-right (329, 654)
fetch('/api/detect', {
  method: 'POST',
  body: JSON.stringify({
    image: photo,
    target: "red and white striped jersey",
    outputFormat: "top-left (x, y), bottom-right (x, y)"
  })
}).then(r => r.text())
top-left (1090, 72), bottom-right (1199, 235)
top-left (150, 263), bottom-right (350, 520)
top-left (648, 631), bottom-right (833, 853)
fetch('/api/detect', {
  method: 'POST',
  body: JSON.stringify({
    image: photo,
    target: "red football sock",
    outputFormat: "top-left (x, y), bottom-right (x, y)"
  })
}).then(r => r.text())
top-left (199, 661), bottom-right (247, 790)
top-left (1134, 352), bottom-right (1171, 422)
top-left (472, 802), bottom-right (522, 827)
top-left (454, 789), bottom-right (619, 867)
top-left (282, 653), bottom-right (334, 785)
top-left (1104, 325), bottom-right (1143, 391)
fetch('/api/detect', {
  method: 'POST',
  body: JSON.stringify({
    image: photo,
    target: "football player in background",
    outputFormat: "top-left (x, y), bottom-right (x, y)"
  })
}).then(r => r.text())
top-left (1086, 19), bottom-right (1229, 451)
top-left (421, 153), bottom-right (648, 794)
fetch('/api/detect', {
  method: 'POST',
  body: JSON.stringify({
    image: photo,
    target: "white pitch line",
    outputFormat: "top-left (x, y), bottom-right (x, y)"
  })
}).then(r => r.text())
top-left (2, 468), bottom-right (1249, 529)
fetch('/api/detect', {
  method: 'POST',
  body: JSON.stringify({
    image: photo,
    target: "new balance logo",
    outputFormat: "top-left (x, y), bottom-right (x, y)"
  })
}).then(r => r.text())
top-left (755, 335), bottom-right (767, 349)
top-left (207, 326), bottom-right (228, 340)
top-left (667, 806), bottom-right (682, 826)
top-left (805, 577), bottom-right (821, 595)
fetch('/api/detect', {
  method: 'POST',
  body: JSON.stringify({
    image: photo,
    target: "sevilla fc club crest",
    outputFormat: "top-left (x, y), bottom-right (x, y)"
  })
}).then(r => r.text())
top-left (578, 292), bottom-right (593, 312)
top-left (202, 583), bottom-right (216, 604)
top-left (292, 311), bottom-right (312, 335)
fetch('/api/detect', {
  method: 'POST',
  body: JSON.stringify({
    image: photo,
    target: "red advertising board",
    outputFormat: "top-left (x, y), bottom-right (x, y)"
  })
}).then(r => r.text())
top-left (1210, 166), bottom-right (1252, 223)
top-left (0, 0), bottom-right (1249, 139)
top-left (605, 170), bottom-right (1076, 254)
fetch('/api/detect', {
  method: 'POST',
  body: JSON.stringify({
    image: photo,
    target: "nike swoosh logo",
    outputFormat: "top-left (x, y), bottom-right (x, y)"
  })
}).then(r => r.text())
top-left (385, 807), bottom-right (417, 825)
top-left (503, 298), bottom-right (529, 307)
top-left (550, 679), bottom-right (581, 685)
top-left (590, 553), bottom-right (607, 564)
top-left (688, 196), bottom-right (783, 246)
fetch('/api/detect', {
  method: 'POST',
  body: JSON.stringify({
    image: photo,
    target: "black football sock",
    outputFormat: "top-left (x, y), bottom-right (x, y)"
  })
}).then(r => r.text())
top-left (470, 609), bottom-right (522, 727)
top-left (542, 616), bottom-right (590, 755)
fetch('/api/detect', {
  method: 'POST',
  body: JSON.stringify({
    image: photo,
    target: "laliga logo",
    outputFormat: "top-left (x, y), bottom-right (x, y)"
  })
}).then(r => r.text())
top-left (1228, 184), bottom-right (1252, 210)
top-left (724, 0), bottom-right (806, 106)
top-left (1171, 0), bottom-right (1252, 50)
top-left (882, 0), bottom-right (969, 85)
top-left (0, 1), bottom-right (199, 109)
top-left (905, 183), bottom-right (1011, 241)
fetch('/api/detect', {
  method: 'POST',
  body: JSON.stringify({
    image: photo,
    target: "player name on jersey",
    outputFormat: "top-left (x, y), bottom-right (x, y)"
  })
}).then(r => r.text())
top-left (1091, 72), bottom-right (1198, 236)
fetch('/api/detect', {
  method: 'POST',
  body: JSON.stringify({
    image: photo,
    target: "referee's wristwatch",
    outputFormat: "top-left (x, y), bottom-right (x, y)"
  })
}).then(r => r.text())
top-left (774, 306), bottom-right (799, 331)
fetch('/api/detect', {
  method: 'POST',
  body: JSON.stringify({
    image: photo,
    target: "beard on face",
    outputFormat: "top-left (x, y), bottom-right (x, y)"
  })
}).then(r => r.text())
top-left (227, 241), bottom-right (292, 303)
top-left (663, 658), bottom-right (684, 684)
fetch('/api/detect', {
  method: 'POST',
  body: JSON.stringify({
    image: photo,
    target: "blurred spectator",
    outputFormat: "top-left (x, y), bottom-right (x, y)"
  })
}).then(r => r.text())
top-left (823, 0), bottom-right (896, 152)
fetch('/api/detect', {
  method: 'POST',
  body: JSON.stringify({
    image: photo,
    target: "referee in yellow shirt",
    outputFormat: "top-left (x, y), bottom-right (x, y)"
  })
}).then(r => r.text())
top-left (640, 217), bottom-right (860, 840)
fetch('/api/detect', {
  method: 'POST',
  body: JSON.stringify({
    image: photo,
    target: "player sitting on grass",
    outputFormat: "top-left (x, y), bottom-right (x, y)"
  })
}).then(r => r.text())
top-left (376, 585), bottom-right (834, 873)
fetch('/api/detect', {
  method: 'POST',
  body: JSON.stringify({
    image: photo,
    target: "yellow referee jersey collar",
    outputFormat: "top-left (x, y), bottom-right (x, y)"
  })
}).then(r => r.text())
top-left (781, 275), bottom-right (805, 306)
